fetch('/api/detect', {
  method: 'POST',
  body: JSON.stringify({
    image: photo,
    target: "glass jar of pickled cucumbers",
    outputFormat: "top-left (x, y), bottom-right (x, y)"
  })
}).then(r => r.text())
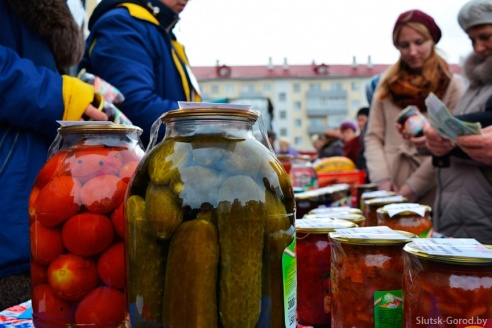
top-left (29, 122), bottom-right (144, 328)
top-left (125, 103), bottom-right (297, 328)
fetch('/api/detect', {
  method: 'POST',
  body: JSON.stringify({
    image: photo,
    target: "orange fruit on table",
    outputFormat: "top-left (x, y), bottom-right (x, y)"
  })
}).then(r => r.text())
top-left (32, 284), bottom-right (73, 327)
top-left (47, 254), bottom-right (99, 301)
top-left (30, 220), bottom-right (65, 265)
top-left (97, 242), bottom-right (125, 289)
top-left (81, 174), bottom-right (127, 214)
top-left (69, 147), bottom-right (123, 183)
top-left (75, 286), bottom-right (126, 326)
top-left (62, 212), bottom-right (114, 257)
top-left (34, 175), bottom-right (82, 227)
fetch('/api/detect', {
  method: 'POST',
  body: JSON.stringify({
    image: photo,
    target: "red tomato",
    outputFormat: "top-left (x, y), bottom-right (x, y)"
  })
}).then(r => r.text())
top-left (30, 221), bottom-right (65, 265)
top-left (32, 284), bottom-right (72, 327)
top-left (47, 254), bottom-right (99, 301)
top-left (118, 160), bottom-right (140, 183)
top-left (34, 150), bottom-right (72, 189)
top-left (28, 186), bottom-right (40, 224)
top-left (81, 175), bottom-right (127, 213)
top-left (31, 261), bottom-right (48, 287)
top-left (35, 176), bottom-right (82, 227)
top-left (97, 242), bottom-right (125, 289)
top-left (62, 212), bottom-right (114, 257)
top-left (110, 202), bottom-right (125, 239)
top-left (75, 286), bottom-right (126, 326)
top-left (69, 147), bottom-right (123, 183)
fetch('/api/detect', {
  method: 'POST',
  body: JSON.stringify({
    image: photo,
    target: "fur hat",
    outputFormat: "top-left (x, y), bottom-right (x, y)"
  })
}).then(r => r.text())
top-left (339, 120), bottom-right (357, 132)
top-left (393, 9), bottom-right (442, 44)
top-left (458, 0), bottom-right (492, 32)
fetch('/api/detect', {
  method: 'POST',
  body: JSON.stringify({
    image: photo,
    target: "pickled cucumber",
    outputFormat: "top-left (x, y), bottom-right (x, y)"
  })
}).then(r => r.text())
top-left (220, 140), bottom-right (262, 176)
top-left (262, 190), bottom-right (295, 327)
top-left (217, 175), bottom-right (265, 327)
top-left (148, 140), bottom-right (191, 185)
top-left (145, 182), bottom-right (183, 239)
top-left (125, 195), bottom-right (167, 326)
top-left (162, 219), bottom-right (219, 327)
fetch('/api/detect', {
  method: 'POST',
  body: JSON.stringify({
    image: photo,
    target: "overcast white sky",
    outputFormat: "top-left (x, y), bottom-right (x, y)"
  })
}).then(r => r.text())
top-left (174, 0), bottom-right (472, 67)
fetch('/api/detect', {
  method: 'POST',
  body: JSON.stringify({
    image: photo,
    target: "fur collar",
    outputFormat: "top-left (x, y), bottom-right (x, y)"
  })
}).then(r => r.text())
top-left (5, 0), bottom-right (85, 69)
top-left (463, 52), bottom-right (492, 88)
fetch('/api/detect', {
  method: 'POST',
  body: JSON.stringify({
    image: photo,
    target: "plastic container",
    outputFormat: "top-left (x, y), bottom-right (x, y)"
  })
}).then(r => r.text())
top-left (29, 122), bottom-right (144, 328)
top-left (276, 154), bottom-right (293, 174)
top-left (125, 103), bottom-right (297, 328)
top-left (290, 155), bottom-right (319, 191)
top-left (363, 195), bottom-right (406, 227)
top-left (329, 227), bottom-right (415, 328)
top-left (403, 239), bottom-right (492, 328)
top-left (317, 170), bottom-right (366, 206)
top-left (377, 203), bottom-right (432, 238)
top-left (296, 218), bottom-right (356, 327)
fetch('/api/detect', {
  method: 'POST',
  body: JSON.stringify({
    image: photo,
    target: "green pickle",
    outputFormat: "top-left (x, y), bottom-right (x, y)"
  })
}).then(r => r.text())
top-left (126, 109), bottom-right (295, 328)
top-left (125, 195), bottom-right (167, 327)
top-left (162, 219), bottom-right (219, 327)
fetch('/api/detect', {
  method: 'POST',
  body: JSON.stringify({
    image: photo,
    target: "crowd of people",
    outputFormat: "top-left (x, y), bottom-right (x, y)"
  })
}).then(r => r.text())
top-left (1, 0), bottom-right (492, 313)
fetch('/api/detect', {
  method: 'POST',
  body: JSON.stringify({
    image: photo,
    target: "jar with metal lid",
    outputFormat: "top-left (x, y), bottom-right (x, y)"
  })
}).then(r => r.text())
top-left (125, 103), bottom-right (296, 328)
top-left (329, 227), bottom-right (415, 328)
top-left (360, 190), bottom-right (396, 212)
top-left (363, 195), bottom-right (407, 227)
top-left (295, 184), bottom-right (351, 219)
top-left (290, 155), bottom-right (319, 191)
top-left (309, 206), bottom-right (362, 216)
top-left (355, 183), bottom-right (378, 210)
top-left (403, 239), bottom-right (492, 328)
top-left (304, 212), bottom-right (365, 226)
top-left (296, 218), bottom-right (356, 327)
top-left (377, 203), bottom-right (432, 238)
top-left (29, 122), bottom-right (144, 328)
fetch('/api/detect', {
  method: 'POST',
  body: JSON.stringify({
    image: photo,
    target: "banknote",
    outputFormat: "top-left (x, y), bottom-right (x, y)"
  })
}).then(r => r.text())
top-left (425, 93), bottom-right (481, 140)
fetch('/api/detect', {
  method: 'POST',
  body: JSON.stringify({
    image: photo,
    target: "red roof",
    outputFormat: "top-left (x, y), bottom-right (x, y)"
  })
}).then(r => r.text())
top-left (193, 63), bottom-right (463, 80)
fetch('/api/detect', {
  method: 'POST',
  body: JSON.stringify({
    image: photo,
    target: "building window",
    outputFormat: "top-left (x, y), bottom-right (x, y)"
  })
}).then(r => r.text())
top-left (294, 119), bottom-right (302, 127)
top-left (242, 84), bottom-right (255, 92)
top-left (331, 83), bottom-right (342, 91)
top-left (351, 82), bottom-right (359, 91)
top-left (278, 92), bottom-right (286, 102)
top-left (211, 85), bottom-right (219, 94)
top-left (263, 83), bottom-right (271, 92)
top-left (293, 83), bottom-right (301, 92)
top-left (309, 83), bottom-right (321, 91)
top-left (352, 100), bottom-right (360, 110)
top-left (294, 136), bottom-right (302, 146)
top-left (311, 118), bottom-right (324, 126)
top-left (226, 84), bottom-right (234, 94)
top-left (293, 101), bottom-right (301, 110)
top-left (279, 110), bottom-right (287, 119)
top-left (279, 128), bottom-right (287, 136)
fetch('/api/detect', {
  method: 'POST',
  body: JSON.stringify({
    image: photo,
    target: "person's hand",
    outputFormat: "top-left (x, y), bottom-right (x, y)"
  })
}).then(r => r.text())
top-left (398, 184), bottom-right (418, 203)
top-left (377, 179), bottom-right (397, 192)
top-left (455, 125), bottom-right (492, 165)
top-left (81, 103), bottom-right (108, 121)
top-left (423, 124), bottom-right (454, 156)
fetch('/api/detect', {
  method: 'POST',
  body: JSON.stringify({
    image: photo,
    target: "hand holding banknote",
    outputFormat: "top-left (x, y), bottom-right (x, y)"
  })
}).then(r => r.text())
top-left (455, 125), bottom-right (492, 165)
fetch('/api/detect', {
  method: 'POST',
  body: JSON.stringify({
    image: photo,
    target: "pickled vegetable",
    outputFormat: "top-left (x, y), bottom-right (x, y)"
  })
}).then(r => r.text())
top-left (145, 183), bottom-right (183, 239)
top-left (125, 195), bottom-right (167, 326)
top-left (217, 175), bottom-right (265, 327)
top-left (148, 140), bottom-right (191, 185)
top-left (162, 219), bottom-right (219, 327)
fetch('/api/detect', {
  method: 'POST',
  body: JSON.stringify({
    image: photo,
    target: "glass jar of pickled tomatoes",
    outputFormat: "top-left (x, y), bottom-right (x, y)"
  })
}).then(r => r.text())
top-left (296, 218), bottom-right (356, 327)
top-left (363, 195), bottom-right (406, 227)
top-left (377, 203), bottom-right (432, 238)
top-left (29, 122), bottom-right (144, 328)
top-left (403, 239), bottom-right (492, 328)
top-left (329, 227), bottom-right (415, 328)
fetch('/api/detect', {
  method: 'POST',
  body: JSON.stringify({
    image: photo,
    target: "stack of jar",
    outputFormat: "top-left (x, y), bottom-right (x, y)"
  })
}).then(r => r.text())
top-left (295, 184), bottom-right (351, 219)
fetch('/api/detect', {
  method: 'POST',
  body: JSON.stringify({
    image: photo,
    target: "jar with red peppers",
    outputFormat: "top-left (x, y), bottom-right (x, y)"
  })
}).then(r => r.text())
top-left (29, 122), bottom-right (144, 328)
top-left (363, 195), bottom-right (406, 227)
top-left (296, 218), bottom-right (356, 327)
top-left (403, 239), bottom-right (492, 328)
top-left (329, 226), bottom-right (415, 328)
top-left (377, 203), bottom-right (432, 238)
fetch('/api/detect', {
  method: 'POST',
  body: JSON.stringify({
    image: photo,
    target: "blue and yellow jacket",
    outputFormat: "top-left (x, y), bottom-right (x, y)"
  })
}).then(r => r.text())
top-left (80, 0), bottom-right (201, 145)
top-left (0, 0), bottom-right (95, 278)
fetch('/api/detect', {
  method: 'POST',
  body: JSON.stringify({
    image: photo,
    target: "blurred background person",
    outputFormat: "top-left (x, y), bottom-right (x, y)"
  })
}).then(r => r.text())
top-left (364, 9), bottom-right (464, 205)
top-left (423, 0), bottom-right (492, 244)
top-left (0, 0), bottom-right (108, 310)
top-left (339, 120), bottom-right (360, 164)
top-left (316, 129), bottom-right (344, 160)
top-left (80, 0), bottom-right (201, 146)
top-left (277, 137), bottom-right (300, 156)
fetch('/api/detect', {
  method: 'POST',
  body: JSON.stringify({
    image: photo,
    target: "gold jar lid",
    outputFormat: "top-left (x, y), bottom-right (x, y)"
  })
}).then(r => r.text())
top-left (329, 226), bottom-right (416, 245)
top-left (161, 104), bottom-right (259, 121)
top-left (365, 195), bottom-right (407, 207)
top-left (309, 207), bottom-right (362, 215)
top-left (404, 240), bottom-right (492, 265)
top-left (58, 122), bottom-right (143, 135)
top-left (360, 190), bottom-right (396, 200)
top-left (377, 203), bottom-right (431, 218)
top-left (296, 218), bottom-right (356, 234)
top-left (303, 213), bottom-right (365, 226)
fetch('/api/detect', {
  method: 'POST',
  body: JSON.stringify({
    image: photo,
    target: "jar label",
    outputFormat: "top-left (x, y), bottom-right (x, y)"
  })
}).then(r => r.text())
top-left (407, 238), bottom-right (492, 258)
top-left (383, 203), bottom-right (425, 217)
top-left (282, 237), bottom-right (297, 328)
top-left (374, 289), bottom-right (403, 328)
